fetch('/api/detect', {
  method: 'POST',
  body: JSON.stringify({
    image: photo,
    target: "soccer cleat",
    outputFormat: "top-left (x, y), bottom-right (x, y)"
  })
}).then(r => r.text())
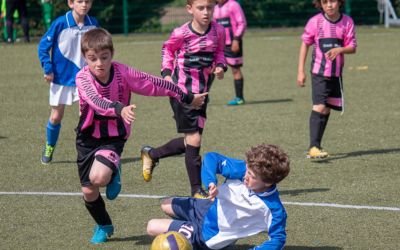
top-left (106, 165), bottom-right (122, 200)
top-left (141, 146), bottom-right (158, 182)
top-left (41, 143), bottom-right (55, 165)
top-left (192, 188), bottom-right (209, 199)
top-left (90, 224), bottom-right (114, 244)
top-left (227, 97), bottom-right (245, 106)
top-left (307, 147), bottom-right (329, 159)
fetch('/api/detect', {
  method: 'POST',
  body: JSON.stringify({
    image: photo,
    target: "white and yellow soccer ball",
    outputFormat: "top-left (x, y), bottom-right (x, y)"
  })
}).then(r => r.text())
top-left (150, 231), bottom-right (192, 250)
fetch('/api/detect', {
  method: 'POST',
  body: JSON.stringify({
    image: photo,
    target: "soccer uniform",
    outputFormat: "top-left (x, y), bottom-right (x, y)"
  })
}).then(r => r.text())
top-left (302, 12), bottom-right (356, 110)
top-left (169, 152), bottom-right (287, 250)
top-left (161, 21), bottom-right (226, 132)
top-left (38, 10), bottom-right (98, 105)
top-left (213, 0), bottom-right (247, 67)
top-left (75, 62), bottom-right (193, 186)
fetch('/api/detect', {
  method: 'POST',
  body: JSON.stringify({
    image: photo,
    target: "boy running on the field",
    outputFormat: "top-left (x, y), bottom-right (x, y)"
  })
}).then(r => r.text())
top-left (75, 28), bottom-right (205, 244)
top-left (297, 0), bottom-right (356, 158)
top-left (141, 0), bottom-right (226, 198)
top-left (38, 0), bottom-right (99, 165)
top-left (147, 143), bottom-right (290, 250)
top-left (214, 0), bottom-right (247, 105)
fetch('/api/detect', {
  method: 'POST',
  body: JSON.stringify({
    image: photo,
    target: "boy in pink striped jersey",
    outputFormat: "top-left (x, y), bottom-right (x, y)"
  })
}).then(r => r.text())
top-left (75, 28), bottom-right (206, 244)
top-left (214, 0), bottom-right (247, 105)
top-left (297, 0), bottom-right (357, 159)
top-left (141, 0), bottom-right (226, 199)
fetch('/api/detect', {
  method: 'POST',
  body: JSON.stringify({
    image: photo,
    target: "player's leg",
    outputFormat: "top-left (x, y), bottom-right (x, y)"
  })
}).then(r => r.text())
top-left (16, 0), bottom-right (29, 42)
top-left (147, 219), bottom-right (173, 236)
top-left (5, 0), bottom-right (16, 42)
top-left (41, 105), bottom-right (64, 164)
top-left (228, 66), bottom-right (245, 105)
top-left (185, 131), bottom-right (206, 198)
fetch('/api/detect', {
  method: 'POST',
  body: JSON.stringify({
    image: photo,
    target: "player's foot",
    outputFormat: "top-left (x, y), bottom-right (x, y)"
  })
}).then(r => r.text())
top-left (192, 188), bottom-right (209, 199)
top-left (41, 143), bottom-right (55, 165)
top-left (141, 146), bottom-right (158, 182)
top-left (106, 165), bottom-right (122, 200)
top-left (227, 97), bottom-right (245, 106)
top-left (307, 146), bottom-right (329, 159)
top-left (91, 224), bottom-right (114, 244)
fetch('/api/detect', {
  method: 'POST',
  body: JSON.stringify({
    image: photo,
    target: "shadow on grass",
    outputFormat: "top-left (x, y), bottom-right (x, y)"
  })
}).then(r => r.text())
top-left (285, 246), bottom-right (342, 250)
top-left (0, 136), bottom-right (7, 139)
top-left (311, 148), bottom-right (400, 164)
top-left (121, 157), bottom-right (141, 164)
top-left (280, 188), bottom-right (330, 196)
top-left (244, 98), bottom-right (293, 105)
top-left (109, 234), bottom-right (152, 245)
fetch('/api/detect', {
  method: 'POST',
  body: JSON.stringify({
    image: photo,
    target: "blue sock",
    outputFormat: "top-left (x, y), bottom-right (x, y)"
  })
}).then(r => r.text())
top-left (46, 120), bottom-right (61, 147)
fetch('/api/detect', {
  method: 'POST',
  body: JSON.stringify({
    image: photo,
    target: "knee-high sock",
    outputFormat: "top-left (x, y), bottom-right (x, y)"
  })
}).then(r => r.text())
top-left (185, 145), bottom-right (201, 194)
top-left (46, 120), bottom-right (61, 146)
top-left (309, 111), bottom-right (330, 149)
top-left (149, 137), bottom-right (185, 160)
top-left (234, 78), bottom-right (244, 99)
top-left (84, 195), bottom-right (112, 226)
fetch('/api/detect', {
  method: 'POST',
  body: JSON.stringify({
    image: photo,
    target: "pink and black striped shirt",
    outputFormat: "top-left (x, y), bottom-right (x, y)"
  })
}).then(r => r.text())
top-left (213, 0), bottom-right (247, 45)
top-left (161, 21), bottom-right (226, 94)
top-left (76, 62), bottom-right (193, 139)
top-left (302, 12), bottom-right (357, 77)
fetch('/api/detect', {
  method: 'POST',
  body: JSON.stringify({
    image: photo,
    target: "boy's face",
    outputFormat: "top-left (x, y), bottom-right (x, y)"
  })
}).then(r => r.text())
top-left (187, 0), bottom-right (215, 28)
top-left (84, 49), bottom-right (113, 83)
top-left (244, 167), bottom-right (272, 193)
top-left (68, 0), bottom-right (93, 16)
top-left (321, 0), bottom-right (340, 17)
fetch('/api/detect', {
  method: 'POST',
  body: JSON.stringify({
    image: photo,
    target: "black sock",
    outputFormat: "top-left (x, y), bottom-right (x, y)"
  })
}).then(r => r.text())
top-left (185, 145), bottom-right (201, 194)
top-left (309, 111), bottom-right (330, 149)
top-left (150, 137), bottom-right (185, 160)
top-left (84, 195), bottom-right (112, 226)
top-left (234, 78), bottom-right (244, 99)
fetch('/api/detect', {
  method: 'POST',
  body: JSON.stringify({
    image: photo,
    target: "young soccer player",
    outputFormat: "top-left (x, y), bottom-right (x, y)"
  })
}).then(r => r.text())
top-left (297, 0), bottom-right (357, 158)
top-left (147, 143), bottom-right (290, 250)
top-left (140, 0), bottom-right (226, 198)
top-left (75, 28), bottom-right (206, 244)
top-left (214, 0), bottom-right (247, 105)
top-left (38, 0), bottom-right (98, 165)
top-left (4, 0), bottom-right (29, 43)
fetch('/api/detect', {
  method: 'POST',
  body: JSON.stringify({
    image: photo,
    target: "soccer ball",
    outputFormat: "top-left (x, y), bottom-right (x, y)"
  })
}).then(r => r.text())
top-left (150, 231), bottom-right (192, 250)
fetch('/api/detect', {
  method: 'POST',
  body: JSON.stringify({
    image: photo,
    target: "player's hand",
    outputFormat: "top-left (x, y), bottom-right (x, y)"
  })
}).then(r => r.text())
top-left (208, 183), bottom-right (218, 201)
top-left (325, 47), bottom-right (342, 61)
top-left (231, 39), bottom-right (240, 54)
top-left (44, 73), bottom-right (54, 84)
top-left (121, 104), bottom-right (136, 124)
top-left (297, 72), bottom-right (306, 87)
top-left (214, 67), bottom-right (224, 80)
top-left (191, 92), bottom-right (208, 109)
top-left (164, 75), bottom-right (173, 82)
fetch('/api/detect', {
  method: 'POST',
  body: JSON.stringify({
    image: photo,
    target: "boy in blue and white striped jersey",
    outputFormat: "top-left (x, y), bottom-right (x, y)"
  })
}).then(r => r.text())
top-left (147, 143), bottom-right (290, 250)
top-left (38, 0), bottom-right (98, 165)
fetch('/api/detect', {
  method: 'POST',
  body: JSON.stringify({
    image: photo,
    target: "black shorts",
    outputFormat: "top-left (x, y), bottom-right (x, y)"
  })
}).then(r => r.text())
top-left (169, 96), bottom-right (208, 134)
top-left (76, 135), bottom-right (126, 187)
top-left (224, 39), bottom-right (243, 67)
top-left (311, 74), bottom-right (343, 111)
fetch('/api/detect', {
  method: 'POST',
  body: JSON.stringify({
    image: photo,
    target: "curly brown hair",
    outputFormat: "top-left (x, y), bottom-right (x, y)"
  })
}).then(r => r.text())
top-left (313, 0), bottom-right (345, 9)
top-left (245, 144), bottom-right (290, 184)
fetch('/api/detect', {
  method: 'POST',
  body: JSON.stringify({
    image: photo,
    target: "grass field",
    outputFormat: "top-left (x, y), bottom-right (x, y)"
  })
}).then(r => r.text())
top-left (1, 27), bottom-right (400, 250)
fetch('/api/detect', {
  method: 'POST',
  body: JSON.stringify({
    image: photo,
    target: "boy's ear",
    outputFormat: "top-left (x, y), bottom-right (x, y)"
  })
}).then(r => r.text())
top-left (67, 0), bottom-right (73, 9)
top-left (186, 4), bottom-right (193, 15)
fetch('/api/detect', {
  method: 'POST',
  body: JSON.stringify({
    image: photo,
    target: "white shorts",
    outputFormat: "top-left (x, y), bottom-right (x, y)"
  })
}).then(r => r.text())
top-left (49, 83), bottom-right (79, 106)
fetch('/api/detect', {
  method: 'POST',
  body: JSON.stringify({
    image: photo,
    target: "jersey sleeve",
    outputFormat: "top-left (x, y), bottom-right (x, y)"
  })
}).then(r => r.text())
top-left (201, 152), bottom-right (246, 189)
top-left (230, 1), bottom-right (247, 39)
top-left (215, 24), bottom-right (228, 71)
top-left (124, 65), bottom-right (193, 104)
top-left (344, 17), bottom-right (357, 49)
top-left (251, 202), bottom-right (287, 250)
top-left (161, 28), bottom-right (183, 78)
top-left (76, 70), bottom-right (124, 117)
top-left (301, 17), bottom-right (316, 46)
top-left (38, 20), bottom-right (59, 75)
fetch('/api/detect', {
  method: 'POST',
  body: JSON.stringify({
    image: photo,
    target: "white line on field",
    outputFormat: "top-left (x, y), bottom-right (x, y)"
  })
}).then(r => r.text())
top-left (1, 191), bottom-right (399, 212)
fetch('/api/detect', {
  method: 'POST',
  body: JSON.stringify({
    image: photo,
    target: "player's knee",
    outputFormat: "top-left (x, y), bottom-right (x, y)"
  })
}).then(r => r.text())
top-left (89, 174), bottom-right (109, 187)
top-left (146, 220), bottom-right (158, 236)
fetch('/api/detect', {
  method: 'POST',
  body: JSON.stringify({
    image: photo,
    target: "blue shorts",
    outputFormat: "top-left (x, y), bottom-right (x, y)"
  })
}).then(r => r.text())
top-left (168, 197), bottom-right (213, 250)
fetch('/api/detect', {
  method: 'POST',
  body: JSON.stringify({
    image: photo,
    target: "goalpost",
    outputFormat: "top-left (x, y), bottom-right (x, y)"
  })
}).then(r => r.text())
top-left (378, 0), bottom-right (400, 27)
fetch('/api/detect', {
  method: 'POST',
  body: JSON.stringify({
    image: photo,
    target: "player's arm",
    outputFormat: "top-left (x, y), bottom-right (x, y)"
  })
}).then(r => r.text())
top-left (161, 29), bottom-right (183, 79)
top-left (201, 152), bottom-right (246, 191)
top-left (250, 207), bottom-right (287, 250)
top-left (125, 66), bottom-right (209, 108)
top-left (231, 1), bottom-right (247, 41)
top-left (326, 19), bottom-right (357, 60)
top-left (38, 21), bottom-right (58, 78)
top-left (297, 41), bottom-right (309, 87)
top-left (214, 25), bottom-right (228, 79)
